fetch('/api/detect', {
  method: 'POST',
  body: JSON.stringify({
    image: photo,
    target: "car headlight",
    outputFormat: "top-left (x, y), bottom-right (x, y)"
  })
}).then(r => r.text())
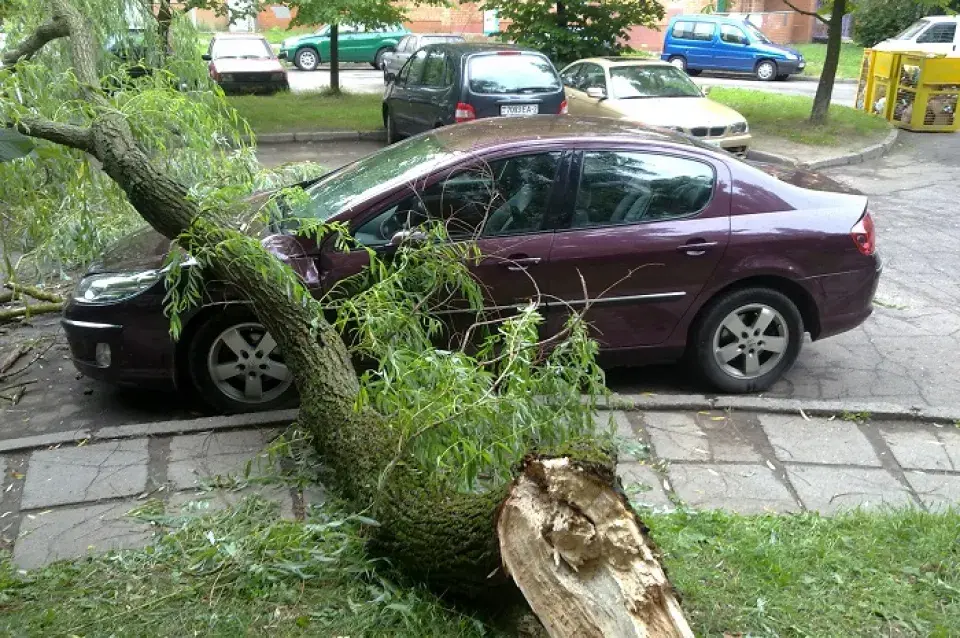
top-left (783, 53), bottom-right (797, 60)
top-left (730, 121), bottom-right (748, 134)
top-left (220, 73), bottom-right (234, 82)
top-left (74, 270), bottom-right (161, 303)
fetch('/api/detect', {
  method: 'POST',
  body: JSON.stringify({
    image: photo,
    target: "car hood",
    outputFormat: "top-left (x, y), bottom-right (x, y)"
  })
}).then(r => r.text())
top-left (756, 42), bottom-right (802, 58)
top-left (212, 58), bottom-right (284, 73)
top-left (608, 96), bottom-right (746, 127)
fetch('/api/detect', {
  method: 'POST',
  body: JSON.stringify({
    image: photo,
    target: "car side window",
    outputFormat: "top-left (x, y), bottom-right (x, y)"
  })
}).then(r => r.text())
top-left (397, 36), bottom-right (412, 53)
top-left (403, 49), bottom-right (428, 85)
top-left (917, 23), bottom-right (956, 43)
top-left (422, 49), bottom-right (447, 87)
top-left (571, 152), bottom-right (715, 228)
top-left (672, 21), bottom-right (694, 40)
top-left (720, 24), bottom-right (748, 44)
top-left (352, 153), bottom-right (563, 245)
top-left (693, 22), bottom-right (716, 41)
top-left (561, 63), bottom-right (583, 88)
top-left (580, 63), bottom-right (607, 93)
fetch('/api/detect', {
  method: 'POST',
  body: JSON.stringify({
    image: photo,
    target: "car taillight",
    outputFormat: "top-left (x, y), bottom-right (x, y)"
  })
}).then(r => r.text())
top-left (558, 99), bottom-right (568, 115)
top-left (455, 102), bottom-right (476, 123)
top-left (851, 210), bottom-right (875, 256)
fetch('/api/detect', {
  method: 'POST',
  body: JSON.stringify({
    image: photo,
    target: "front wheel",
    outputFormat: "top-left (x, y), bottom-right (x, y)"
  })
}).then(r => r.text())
top-left (188, 310), bottom-right (297, 413)
top-left (690, 287), bottom-right (803, 393)
top-left (294, 47), bottom-right (320, 72)
top-left (755, 59), bottom-right (778, 82)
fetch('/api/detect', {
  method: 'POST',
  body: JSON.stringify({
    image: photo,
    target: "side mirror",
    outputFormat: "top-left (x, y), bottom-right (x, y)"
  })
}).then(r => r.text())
top-left (389, 229), bottom-right (426, 246)
top-left (586, 86), bottom-right (606, 100)
top-left (201, 53), bottom-right (211, 61)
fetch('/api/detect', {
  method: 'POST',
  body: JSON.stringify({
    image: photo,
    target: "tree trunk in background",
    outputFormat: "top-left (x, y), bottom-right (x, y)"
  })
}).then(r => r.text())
top-left (810, 0), bottom-right (847, 125)
top-left (556, 1), bottom-right (567, 28)
top-left (498, 457), bottom-right (694, 638)
top-left (156, 0), bottom-right (173, 49)
top-left (329, 23), bottom-right (340, 94)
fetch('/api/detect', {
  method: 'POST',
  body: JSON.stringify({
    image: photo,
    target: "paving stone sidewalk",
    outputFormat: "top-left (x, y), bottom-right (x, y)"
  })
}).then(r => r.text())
top-left (3, 409), bottom-right (960, 570)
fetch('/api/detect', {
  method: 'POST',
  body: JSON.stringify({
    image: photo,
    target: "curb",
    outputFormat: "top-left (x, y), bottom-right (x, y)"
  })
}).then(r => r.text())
top-left (789, 76), bottom-right (858, 85)
top-left (599, 393), bottom-right (960, 425)
top-left (747, 127), bottom-right (899, 170)
top-left (252, 130), bottom-right (386, 145)
top-left (0, 409), bottom-right (299, 454)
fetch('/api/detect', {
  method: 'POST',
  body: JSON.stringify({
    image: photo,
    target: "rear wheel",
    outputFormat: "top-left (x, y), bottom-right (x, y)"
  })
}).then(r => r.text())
top-left (294, 48), bottom-right (320, 72)
top-left (188, 310), bottom-right (297, 414)
top-left (373, 47), bottom-right (390, 69)
top-left (690, 287), bottom-right (803, 393)
top-left (667, 55), bottom-right (687, 72)
top-left (755, 59), bottom-right (777, 82)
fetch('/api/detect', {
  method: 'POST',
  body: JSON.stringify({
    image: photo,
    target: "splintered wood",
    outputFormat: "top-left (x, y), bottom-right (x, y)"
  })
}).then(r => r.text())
top-left (497, 457), bottom-right (693, 638)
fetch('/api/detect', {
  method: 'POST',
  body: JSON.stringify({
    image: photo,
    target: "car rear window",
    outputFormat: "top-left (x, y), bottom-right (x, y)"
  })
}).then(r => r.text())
top-left (468, 53), bottom-right (560, 94)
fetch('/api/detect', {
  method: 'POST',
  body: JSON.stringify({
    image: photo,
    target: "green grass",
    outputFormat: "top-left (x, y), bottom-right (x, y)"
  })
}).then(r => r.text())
top-left (227, 92), bottom-right (383, 134)
top-left (3, 498), bottom-right (958, 636)
top-left (262, 26), bottom-right (315, 45)
top-left (795, 43), bottom-right (866, 80)
top-left (652, 509), bottom-right (960, 637)
top-left (709, 87), bottom-right (890, 146)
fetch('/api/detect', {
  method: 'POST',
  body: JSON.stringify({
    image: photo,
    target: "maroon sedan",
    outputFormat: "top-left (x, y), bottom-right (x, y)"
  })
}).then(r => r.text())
top-left (203, 33), bottom-right (288, 95)
top-left (62, 117), bottom-right (880, 412)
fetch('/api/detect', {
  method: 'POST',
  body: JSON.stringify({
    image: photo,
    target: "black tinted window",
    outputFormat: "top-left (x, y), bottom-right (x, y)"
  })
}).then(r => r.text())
top-left (917, 23), bottom-right (956, 43)
top-left (572, 152), bottom-right (714, 228)
top-left (468, 54), bottom-right (560, 94)
top-left (422, 50), bottom-right (448, 87)
top-left (579, 63), bottom-right (607, 91)
top-left (402, 49), bottom-right (427, 84)
top-left (354, 153), bottom-right (562, 245)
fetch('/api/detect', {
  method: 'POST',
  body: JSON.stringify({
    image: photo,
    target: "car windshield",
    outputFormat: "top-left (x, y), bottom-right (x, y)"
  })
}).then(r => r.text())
top-left (609, 65), bottom-right (702, 99)
top-left (297, 134), bottom-right (455, 220)
top-left (894, 19), bottom-right (930, 40)
top-left (468, 53), bottom-right (561, 94)
top-left (743, 23), bottom-right (771, 44)
top-left (211, 38), bottom-right (272, 59)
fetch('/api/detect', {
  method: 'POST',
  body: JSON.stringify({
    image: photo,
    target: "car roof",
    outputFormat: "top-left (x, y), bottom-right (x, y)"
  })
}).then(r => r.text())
top-left (424, 115), bottom-right (716, 155)
top-left (669, 14), bottom-right (751, 25)
top-left (575, 57), bottom-right (676, 69)
top-left (414, 33), bottom-right (466, 38)
top-left (918, 15), bottom-right (959, 22)
top-left (424, 42), bottom-right (545, 58)
top-left (211, 33), bottom-right (269, 40)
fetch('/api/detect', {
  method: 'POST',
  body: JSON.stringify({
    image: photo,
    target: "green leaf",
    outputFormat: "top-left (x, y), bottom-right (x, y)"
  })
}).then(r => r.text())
top-left (0, 129), bottom-right (35, 163)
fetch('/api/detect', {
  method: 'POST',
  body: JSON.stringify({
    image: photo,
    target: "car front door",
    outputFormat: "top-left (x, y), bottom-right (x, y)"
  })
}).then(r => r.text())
top-left (544, 149), bottom-right (730, 350)
top-left (389, 49), bottom-right (428, 135)
top-left (319, 151), bottom-right (569, 342)
top-left (571, 63), bottom-right (610, 116)
top-left (717, 24), bottom-right (753, 71)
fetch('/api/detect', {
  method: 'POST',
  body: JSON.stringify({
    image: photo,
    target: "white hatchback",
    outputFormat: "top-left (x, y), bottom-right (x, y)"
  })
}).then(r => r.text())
top-left (873, 16), bottom-right (960, 56)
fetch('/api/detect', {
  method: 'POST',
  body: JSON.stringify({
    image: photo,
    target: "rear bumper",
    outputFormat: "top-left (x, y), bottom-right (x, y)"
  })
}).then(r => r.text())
top-left (814, 256), bottom-right (882, 340)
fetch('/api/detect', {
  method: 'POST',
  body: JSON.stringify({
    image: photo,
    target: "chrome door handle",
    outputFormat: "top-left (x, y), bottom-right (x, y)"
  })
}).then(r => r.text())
top-left (677, 241), bottom-right (718, 256)
top-left (504, 257), bottom-right (542, 271)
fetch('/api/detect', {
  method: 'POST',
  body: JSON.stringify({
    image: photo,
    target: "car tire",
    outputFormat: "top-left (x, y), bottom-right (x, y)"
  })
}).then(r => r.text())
top-left (294, 47), bottom-right (320, 72)
top-left (667, 55), bottom-right (687, 72)
top-left (686, 69), bottom-right (702, 77)
top-left (373, 47), bottom-right (391, 69)
top-left (755, 59), bottom-right (778, 82)
top-left (188, 309), bottom-right (297, 414)
top-left (690, 287), bottom-right (803, 393)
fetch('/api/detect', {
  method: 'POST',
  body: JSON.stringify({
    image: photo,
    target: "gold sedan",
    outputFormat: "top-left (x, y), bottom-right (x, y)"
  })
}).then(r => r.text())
top-left (559, 58), bottom-right (751, 157)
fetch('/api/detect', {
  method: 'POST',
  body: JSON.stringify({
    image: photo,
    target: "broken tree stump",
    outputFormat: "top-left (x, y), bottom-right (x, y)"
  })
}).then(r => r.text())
top-left (497, 456), bottom-right (693, 638)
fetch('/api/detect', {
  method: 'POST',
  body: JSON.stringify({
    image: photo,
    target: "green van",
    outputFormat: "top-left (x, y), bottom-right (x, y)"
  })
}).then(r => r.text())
top-left (279, 24), bottom-right (409, 71)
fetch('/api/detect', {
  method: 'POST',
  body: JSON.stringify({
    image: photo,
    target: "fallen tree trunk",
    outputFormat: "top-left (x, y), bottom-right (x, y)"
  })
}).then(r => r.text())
top-left (498, 456), bottom-right (693, 638)
top-left (4, 282), bottom-right (63, 304)
top-left (0, 302), bottom-right (63, 323)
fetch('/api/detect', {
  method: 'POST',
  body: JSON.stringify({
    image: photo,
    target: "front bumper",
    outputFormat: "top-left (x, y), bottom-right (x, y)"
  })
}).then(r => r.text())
top-left (776, 58), bottom-right (805, 75)
top-left (704, 133), bottom-right (752, 157)
top-left (217, 79), bottom-right (289, 95)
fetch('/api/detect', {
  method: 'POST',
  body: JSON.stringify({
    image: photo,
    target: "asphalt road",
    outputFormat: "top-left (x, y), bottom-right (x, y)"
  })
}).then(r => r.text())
top-left (285, 64), bottom-right (857, 106)
top-left (2, 130), bottom-right (957, 442)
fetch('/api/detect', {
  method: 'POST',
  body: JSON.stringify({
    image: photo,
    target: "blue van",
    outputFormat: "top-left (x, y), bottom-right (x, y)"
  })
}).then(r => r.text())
top-left (661, 15), bottom-right (805, 81)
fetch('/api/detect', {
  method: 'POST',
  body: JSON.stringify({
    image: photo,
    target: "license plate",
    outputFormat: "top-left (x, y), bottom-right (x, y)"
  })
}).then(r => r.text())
top-left (500, 104), bottom-right (538, 117)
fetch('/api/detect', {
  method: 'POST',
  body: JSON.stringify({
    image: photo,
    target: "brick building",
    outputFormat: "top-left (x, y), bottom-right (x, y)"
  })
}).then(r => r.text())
top-left (187, 1), bottom-right (820, 48)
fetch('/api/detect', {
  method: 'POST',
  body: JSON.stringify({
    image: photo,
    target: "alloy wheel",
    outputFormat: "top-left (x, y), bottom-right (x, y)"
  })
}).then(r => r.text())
top-left (206, 322), bottom-right (292, 404)
top-left (756, 61), bottom-right (776, 81)
top-left (711, 303), bottom-right (790, 380)
top-left (297, 49), bottom-right (318, 71)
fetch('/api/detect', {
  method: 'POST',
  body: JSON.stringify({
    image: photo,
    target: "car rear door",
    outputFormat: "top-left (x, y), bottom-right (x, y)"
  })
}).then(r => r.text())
top-left (388, 49), bottom-right (428, 135)
top-left (544, 148), bottom-right (731, 349)
top-left (466, 51), bottom-right (564, 118)
top-left (405, 48), bottom-right (454, 130)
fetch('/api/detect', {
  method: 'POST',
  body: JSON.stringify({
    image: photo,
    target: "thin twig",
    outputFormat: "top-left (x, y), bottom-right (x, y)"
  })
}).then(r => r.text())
top-left (0, 378), bottom-right (38, 394)
top-left (782, 0), bottom-right (830, 24)
top-left (0, 345), bottom-right (28, 374)
top-left (0, 337), bottom-right (55, 382)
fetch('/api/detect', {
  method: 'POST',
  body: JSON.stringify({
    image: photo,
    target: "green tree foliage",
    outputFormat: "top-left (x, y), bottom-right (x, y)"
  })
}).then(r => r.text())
top-left (481, 0), bottom-right (664, 64)
top-left (852, 0), bottom-right (953, 47)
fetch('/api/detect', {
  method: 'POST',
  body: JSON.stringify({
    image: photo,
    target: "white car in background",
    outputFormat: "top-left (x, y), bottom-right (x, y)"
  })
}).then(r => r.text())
top-left (873, 16), bottom-right (960, 56)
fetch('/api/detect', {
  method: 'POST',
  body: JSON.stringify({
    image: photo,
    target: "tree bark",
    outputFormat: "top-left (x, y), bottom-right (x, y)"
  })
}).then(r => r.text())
top-left (329, 23), bottom-right (340, 94)
top-left (498, 456), bottom-right (693, 637)
top-left (810, 0), bottom-right (847, 125)
top-left (156, 0), bottom-right (173, 50)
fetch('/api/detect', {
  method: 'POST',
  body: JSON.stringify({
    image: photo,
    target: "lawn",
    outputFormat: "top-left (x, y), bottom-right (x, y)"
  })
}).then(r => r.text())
top-left (710, 87), bottom-right (890, 146)
top-left (262, 26), bottom-right (315, 45)
top-left (795, 43), bottom-right (866, 80)
top-left (3, 499), bottom-right (958, 636)
top-left (227, 92), bottom-right (383, 134)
